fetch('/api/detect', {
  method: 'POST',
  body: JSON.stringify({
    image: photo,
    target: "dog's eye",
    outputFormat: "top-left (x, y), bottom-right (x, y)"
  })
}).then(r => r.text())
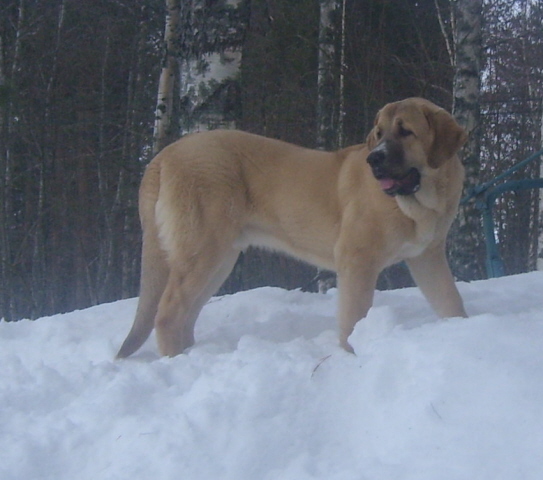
top-left (375, 129), bottom-right (383, 140)
top-left (398, 125), bottom-right (413, 138)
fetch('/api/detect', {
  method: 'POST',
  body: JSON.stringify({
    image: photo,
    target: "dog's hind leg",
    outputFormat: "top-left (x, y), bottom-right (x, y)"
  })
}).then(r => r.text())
top-left (180, 249), bottom-right (241, 349)
top-left (154, 248), bottom-right (240, 357)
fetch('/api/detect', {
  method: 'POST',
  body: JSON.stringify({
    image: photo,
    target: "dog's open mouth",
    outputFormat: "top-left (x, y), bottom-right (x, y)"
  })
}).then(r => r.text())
top-left (377, 168), bottom-right (421, 196)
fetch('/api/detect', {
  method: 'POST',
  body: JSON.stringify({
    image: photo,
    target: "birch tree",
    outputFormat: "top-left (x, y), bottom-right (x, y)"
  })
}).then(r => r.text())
top-left (316, 0), bottom-right (347, 292)
top-left (178, 0), bottom-right (248, 134)
top-left (316, 0), bottom-right (338, 151)
top-left (448, 0), bottom-right (485, 280)
top-left (447, 0), bottom-right (543, 277)
top-left (316, 0), bottom-right (347, 152)
top-left (153, 0), bottom-right (180, 155)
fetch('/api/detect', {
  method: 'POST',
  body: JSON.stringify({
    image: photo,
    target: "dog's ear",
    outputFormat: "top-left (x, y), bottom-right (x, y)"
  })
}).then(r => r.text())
top-left (424, 107), bottom-right (467, 168)
top-left (365, 112), bottom-right (381, 151)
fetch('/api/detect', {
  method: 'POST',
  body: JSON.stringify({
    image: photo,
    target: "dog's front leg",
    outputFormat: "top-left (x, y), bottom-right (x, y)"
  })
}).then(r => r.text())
top-left (335, 256), bottom-right (381, 353)
top-left (406, 242), bottom-right (467, 318)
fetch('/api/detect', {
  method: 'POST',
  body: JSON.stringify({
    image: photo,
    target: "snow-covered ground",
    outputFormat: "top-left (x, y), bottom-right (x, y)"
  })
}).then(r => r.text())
top-left (1, 272), bottom-right (543, 480)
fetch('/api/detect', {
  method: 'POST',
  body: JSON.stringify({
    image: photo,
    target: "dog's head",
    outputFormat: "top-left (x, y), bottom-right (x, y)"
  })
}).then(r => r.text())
top-left (365, 98), bottom-right (467, 197)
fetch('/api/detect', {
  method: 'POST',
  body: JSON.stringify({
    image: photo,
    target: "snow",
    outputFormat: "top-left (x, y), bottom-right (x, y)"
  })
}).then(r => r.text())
top-left (1, 272), bottom-right (543, 480)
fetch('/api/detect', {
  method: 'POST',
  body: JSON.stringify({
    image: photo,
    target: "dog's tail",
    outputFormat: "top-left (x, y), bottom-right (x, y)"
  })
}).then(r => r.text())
top-left (116, 159), bottom-right (168, 359)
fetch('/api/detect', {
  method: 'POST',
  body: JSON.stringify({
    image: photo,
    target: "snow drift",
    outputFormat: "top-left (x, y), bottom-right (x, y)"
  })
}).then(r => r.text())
top-left (1, 272), bottom-right (543, 480)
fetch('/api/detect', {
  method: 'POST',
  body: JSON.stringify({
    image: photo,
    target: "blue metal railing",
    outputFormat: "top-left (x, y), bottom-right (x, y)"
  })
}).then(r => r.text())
top-left (461, 149), bottom-right (543, 278)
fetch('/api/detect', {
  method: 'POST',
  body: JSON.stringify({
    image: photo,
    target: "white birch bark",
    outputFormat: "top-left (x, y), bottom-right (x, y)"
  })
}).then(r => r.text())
top-left (152, 0), bottom-right (180, 155)
top-left (179, 0), bottom-right (244, 135)
top-left (449, 0), bottom-right (486, 280)
top-left (180, 49), bottom-right (241, 134)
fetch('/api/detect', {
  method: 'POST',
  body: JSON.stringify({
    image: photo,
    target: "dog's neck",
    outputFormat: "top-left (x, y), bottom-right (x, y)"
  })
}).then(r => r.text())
top-left (394, 173), bottom-right (448, 245)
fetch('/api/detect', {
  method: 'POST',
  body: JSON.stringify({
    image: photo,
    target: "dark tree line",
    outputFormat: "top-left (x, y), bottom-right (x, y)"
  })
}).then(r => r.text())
top-left (1, 0), bottom-right (163, 320)
top-left (1, 0), bottom-right (542, 322)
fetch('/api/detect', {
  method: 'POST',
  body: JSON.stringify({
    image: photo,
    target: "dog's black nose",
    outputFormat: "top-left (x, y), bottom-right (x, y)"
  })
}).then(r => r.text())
top-left (367, 148), bottom-right (386, 171)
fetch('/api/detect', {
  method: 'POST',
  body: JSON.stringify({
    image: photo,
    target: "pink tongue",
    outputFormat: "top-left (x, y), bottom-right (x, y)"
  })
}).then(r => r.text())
top-left (379, 178), bottom-right (397, 191)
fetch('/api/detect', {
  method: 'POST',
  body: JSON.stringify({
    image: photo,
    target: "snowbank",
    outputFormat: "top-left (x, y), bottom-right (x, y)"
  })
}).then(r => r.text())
top-left (1, 272), bottom-right (543, 480)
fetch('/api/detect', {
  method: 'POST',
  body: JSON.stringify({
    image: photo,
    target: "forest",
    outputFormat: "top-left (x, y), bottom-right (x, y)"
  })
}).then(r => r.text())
top-left (1, 0), bottom-right (542, 321)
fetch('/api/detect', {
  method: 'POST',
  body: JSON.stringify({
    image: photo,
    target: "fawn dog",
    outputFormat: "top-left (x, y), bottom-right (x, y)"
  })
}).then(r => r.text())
top-left (117, 98), bottom-right (467, 358)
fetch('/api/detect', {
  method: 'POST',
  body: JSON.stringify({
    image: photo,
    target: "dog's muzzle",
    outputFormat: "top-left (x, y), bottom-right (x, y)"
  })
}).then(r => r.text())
top-left (367, 145), bottom-right (421, 196)
top-left (375, 168), bottom-right (421, 196)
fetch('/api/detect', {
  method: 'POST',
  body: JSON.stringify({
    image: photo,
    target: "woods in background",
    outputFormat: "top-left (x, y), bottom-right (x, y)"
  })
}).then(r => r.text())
top-left (0, 0), bottom-right (163, 320)
top-left (1, 0), bottom-right (542, 321)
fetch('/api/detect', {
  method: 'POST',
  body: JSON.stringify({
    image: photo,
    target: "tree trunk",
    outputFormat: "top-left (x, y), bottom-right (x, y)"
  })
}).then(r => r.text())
top-left (448, 0), bottom-right (486, 281)
top-left (538, 103), bottom-right (543, 270)
top-left (316, 0), bottom-right (344, 292)
top-left (524, 1), bottom-right (543, 271)
top-left (153, 0), bottom-right (180, 155)
top-left (178, 0), bottom-right (247, 135)
top-left (0, 32), bottom-right (12, 320)
top-left (179, 50), bottom-right (241, 134)
top-left (120, 12), bottom-right (149, 299)
top-left (1, 0), bottom-right (26, 320)
top-left (337, 0), bottom-right (347, 148)
top-left (316, 0), bottom-right (338, 151)
top-left (32, 0), bottom-right (67, 317)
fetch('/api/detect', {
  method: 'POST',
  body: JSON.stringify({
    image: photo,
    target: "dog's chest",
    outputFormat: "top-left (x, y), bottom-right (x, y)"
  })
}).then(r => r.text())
top-left (389, 211), bottom-right (439, 264)
top-left (396, 194), bottom-right (443, 238)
